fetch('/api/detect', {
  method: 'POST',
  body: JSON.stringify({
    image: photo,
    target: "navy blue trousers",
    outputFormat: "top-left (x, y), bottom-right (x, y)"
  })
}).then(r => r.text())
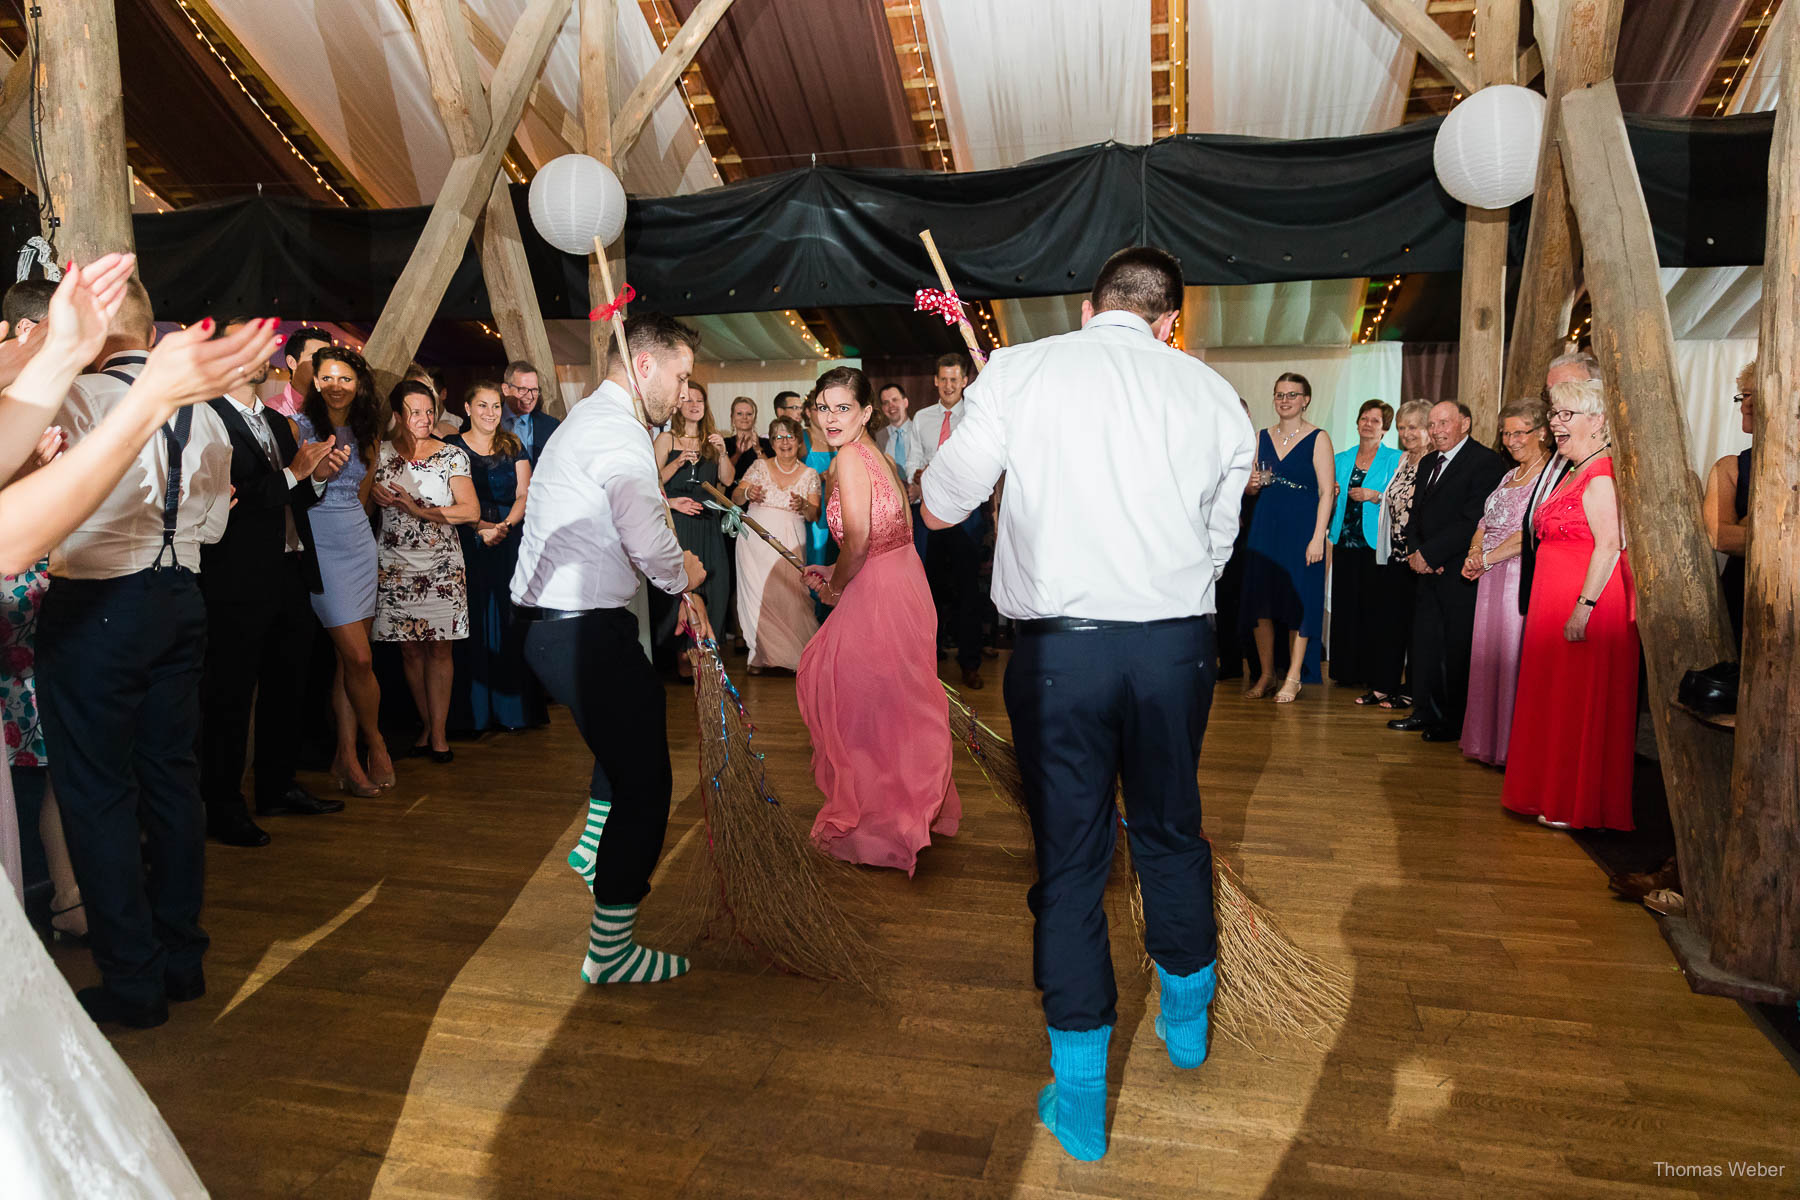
top-left (1004, 617), bottom-right (1220, 1032)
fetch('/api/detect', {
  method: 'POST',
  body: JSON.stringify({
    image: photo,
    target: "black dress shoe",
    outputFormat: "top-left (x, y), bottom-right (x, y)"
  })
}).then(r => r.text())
top-left (1421, 726), bottom-right (1462, 743)
top-left (256, 785), bottom-right (345, 817)
top-left (429, 748), bottom-right (454, 764)
top-left (1387, 715), bottom-right (1429, 732)
top-left (166, 968), bottom-right (206, 1003)
top-left (208, 812), bottom-right (271, 848)
top-left (1678, 660), bottom-right (1739, 716)
top-left (960, 668), bottom-right (984, 691)
top-left (78, 986), bottom-right (168, 1029)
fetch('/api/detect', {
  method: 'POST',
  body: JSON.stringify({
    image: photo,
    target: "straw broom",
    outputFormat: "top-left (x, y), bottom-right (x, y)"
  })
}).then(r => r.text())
top-left (587, 248), bottom-right (874, 988)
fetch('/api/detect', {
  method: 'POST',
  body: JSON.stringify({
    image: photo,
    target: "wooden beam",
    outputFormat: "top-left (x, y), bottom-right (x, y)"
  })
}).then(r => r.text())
top-left (363, 0), bottom-right (572, 394)
top-left (1518, 42), bottom-right (1543, 84)
top-left (1719, 23), bottom-right (1800, 991)
top-left (611, 0), bottom-right (735, 162)
top-left (1558, 79), bottom-right (1736, 937)
top-left (411, 0), bottom-right (491, 157)
top-left (476, 180), bottom-right (561, 408)
top-left (463, 2), bottom-right (584, 155)
top-left (1500, 0), bottom-right (1621, 404)
top-left (1362, 0), bottom-right (1480, 96)
top-left (38, 0), bottom-right (134, 260)
top-left (1458, 0), bottom-right (1520, 446)
top-left (582, 0), bottom-right (618, 391)
top-left (0, 51), bottom-right (38, 190)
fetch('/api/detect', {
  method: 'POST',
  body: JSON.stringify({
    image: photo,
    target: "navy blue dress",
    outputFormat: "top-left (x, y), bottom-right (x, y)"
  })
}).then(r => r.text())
top-left (1239, 428), bottom-right (1327, 682)
top-left (447, 435), bottom-right (547, 732)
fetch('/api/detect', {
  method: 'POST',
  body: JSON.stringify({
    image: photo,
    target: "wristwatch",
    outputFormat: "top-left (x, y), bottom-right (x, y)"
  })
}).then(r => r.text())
top-left (1576, 595), bottom-right (1597, 608)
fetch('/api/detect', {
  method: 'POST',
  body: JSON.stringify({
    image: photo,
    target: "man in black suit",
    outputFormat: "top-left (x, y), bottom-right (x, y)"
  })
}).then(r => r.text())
top-left (500, 359), bottom-right (560, 465)
top-left (198, 319), bottom-right (353, 846)
top-left (1388, 401), bottom-right (1508, 742)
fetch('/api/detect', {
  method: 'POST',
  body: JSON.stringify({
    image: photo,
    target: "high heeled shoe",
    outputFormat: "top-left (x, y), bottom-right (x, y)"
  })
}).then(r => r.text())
top-left (1274, 677), bottom-right (1303, 704)
top-left (334, 775), bottom-right (382, 798)
top-left (49, 901), bottom-right (88, 945)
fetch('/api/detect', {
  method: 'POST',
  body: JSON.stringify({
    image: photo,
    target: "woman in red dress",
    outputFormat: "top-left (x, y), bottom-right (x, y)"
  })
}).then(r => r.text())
top-left (1501, 375), bottom-right (1639, 830)
top-left (797, 368), bottom-right (960, 873)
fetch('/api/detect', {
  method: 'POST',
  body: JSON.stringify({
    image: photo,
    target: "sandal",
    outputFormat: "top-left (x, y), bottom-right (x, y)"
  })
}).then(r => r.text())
top-left (50, 901), bottom-right (88, 944)
top-left (1642, 888), bottom-right (1686, 916)
top-left (1243, 677), bottom-right (1277, 700)
top-left (1354, 691), bottom-right (1385, 706)
top-left (1274, 677), bottom-right (1303, 704)
top-left (1378, 694), bottom-right (1411, 710)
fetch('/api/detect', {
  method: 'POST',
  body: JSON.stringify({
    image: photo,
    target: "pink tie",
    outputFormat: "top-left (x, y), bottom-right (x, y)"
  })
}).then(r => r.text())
top-left (938, 410), bottom-right (953, 447)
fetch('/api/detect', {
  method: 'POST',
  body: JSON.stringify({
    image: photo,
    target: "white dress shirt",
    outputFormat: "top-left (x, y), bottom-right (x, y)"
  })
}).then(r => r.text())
top-left (876, 420), bottom-right (920, 479)
top-left (51, 355), bottom-right (234, 579)
top-left (1424, 434), bottom-right (1470, 489)
top-left (222, 392), bottom-right (325, 553)
top-left (921, 309), bottom-right (1256, 622)
top-left (907, 398), bottom-right (971, 480)
top-left (511, 380), bottom-right (686, 609)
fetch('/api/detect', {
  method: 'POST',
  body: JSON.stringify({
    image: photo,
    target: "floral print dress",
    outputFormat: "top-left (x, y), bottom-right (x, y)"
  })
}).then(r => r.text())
top-left (373, 442), bottom-right (471, 643)
top-left (1, 562), bottom-right (50, 766)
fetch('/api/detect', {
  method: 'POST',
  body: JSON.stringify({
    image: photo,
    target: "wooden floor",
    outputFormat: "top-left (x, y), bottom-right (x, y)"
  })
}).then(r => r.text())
top-left (58, 655), bottom-right (1800, 1199)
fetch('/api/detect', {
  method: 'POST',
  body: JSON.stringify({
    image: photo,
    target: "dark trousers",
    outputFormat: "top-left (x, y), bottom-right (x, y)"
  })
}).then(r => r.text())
top-left (1410, 571), bottom-right (1480, 733)
top-left (1327, 544), bottom-right (1382, 685)
top-left (199, 556), bottom-right (311, 819)
top-left (1004, 617), bottom-right (1219, 1032)
top-left (38, 569), bottom-right (210, 1009)
top-left (523, 608), bottom-right (671, 905)
top-left (928, 522), bottom-right (985, 671)
top-left (1369, 560), bottom-right (1417, 697)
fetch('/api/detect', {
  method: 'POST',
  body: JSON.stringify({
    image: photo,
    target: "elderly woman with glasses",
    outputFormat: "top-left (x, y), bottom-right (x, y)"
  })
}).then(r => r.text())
top-left (1457, 400), bottom-right (1554, 767)
top-left (1328, 399), bottom-right (1399, 693)
top-left (730, 416), bottom-right (821, 673)
top-left (1501, 376), bottom-right (1639, 831)
top-left (1703, 359), bottom-right (1757, 640)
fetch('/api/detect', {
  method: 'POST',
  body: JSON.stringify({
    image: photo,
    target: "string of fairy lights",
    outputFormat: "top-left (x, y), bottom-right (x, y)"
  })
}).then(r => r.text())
top-left (1713, 0), bottom-right (1778, 116)
top-left (782, 310), bottom-right (830, 359)
top-left (645, 0), bottom-right (725, 187)
top-left (903, 1), bottom-right (952, 170)
top-left (1358, 275), bottom-right (1404, 344)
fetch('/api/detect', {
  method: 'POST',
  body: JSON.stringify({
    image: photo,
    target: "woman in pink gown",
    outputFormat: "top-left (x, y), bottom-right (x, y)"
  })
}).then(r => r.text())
top-left (797, 368), bottom-right (960, 873)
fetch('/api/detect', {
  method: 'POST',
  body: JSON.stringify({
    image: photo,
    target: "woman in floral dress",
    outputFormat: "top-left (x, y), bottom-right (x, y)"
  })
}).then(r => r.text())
top-left (372, 381), bottom-right (478, 762)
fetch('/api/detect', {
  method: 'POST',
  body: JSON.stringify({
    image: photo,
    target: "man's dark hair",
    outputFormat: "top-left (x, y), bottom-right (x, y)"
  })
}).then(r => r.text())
top-left (503, 359), bottom-right (538, 384)
top-left (1090, 245), bottom-right (1183, 321)
top-left (773, 390), bottom-right (801, 408)
top-left (879, 382), bottom-right (907, 400)
top-left (3, 279), bottom-right (56, 329)
top-left (606, 311), bottom-right (701, 372)
top-left (284, 324), bottom-right (333, 363)
top-left (934, 352), bottom-right (969, 377)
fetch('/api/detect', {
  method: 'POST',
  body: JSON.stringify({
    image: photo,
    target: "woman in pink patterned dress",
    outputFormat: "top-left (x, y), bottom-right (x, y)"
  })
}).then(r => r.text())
top-left (797, 368), bottom-right (960, 874)
top-left (1458, 401), bottom-right (1552, 767)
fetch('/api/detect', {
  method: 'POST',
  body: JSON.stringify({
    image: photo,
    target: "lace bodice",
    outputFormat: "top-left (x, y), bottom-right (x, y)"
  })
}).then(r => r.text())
top-left (1480, 468), bottom-right (1539, 552)
top-left (825, 441), bottom-right (911, 556)
top-left (743, 456), bottom-right (820, 516)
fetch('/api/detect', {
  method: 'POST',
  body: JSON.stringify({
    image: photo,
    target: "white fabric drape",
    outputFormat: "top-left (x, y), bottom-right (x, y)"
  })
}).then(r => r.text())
top-left (1729, 1), bottom-right (1793, 115)
top-left (1195, 343), bottom-right (1403, 453)
top-left (203, 0), bottom-right (713, 204)
top-left (1185, 0), bottom-right (1422, 139)
top-left (1672, 337), bottom-right (1757, 481)
top-left (546, 313), bottom-right (823, 371)
top-left (1661, 266), bottom-right (1764, 340)
top-left (1182, 280), bottom-right (1366, 348)
top-left (920, 0), bottom-right (1150, 172)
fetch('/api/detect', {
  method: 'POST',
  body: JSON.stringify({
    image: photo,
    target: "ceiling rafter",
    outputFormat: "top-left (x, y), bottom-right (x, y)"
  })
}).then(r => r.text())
top-left (638, 0), bottom-right (741, 181)
top-left (883, 0), bottom-right (955, 170)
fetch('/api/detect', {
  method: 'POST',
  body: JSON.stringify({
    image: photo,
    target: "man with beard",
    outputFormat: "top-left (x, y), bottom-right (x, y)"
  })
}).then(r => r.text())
top-left (512, 312), bottom-right (711, 985)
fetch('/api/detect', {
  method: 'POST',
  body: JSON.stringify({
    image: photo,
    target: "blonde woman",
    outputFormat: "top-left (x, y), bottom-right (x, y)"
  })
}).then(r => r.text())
top-left (1365, 399), bottom-right (1433, 709)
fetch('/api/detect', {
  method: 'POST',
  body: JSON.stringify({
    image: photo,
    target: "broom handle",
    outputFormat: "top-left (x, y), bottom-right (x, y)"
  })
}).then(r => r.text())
top-left (701, 481), bottom-right (809, 575)
top-left (919, 229), bottom-right (988, 368)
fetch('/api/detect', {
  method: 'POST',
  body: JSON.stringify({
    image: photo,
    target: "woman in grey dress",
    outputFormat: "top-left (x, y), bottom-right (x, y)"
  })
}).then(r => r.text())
top-left (372, 381), bottom-right (477, 762)
top-left (294, 348), bottom-right (394, 797)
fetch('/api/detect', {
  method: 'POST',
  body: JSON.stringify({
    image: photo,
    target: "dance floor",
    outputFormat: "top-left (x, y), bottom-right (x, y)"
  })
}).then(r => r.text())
top-left (55, 657), bottom-right (1800, 1199)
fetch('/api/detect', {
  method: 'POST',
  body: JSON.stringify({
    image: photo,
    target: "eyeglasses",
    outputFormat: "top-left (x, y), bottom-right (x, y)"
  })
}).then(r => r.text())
top-left (506, 384), bottom-right (540, 398)
top-left (1734, 392), bottom-right (1755, 404)
top-left (1547, 408), bottom-right (1594, 423)
top-left (1273, 390), bottom-right (1307, 401)
top-left (771, 434), bottom-right (797, 442)
top-left (1500, 429), bottom-right (1539, 441)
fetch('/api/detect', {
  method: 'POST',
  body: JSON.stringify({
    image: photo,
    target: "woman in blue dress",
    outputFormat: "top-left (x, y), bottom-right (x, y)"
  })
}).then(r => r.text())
top-left (1239, 372), bottom-right (1336, 703)
top-left (448, 382), bottom-right (546, 732)
top-left (294, 348), bottom-right (395, 795)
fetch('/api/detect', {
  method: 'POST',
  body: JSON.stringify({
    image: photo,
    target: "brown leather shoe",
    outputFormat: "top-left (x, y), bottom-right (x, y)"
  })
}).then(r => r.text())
top-left (961, 667), bottom-right (984, 690)
top-left (1608, 856), bottom-right (1680, 900)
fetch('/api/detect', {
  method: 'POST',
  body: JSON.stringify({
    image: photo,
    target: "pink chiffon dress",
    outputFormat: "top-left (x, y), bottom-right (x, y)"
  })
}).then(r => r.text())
top-left (797, 441), bottom-right (960, 873)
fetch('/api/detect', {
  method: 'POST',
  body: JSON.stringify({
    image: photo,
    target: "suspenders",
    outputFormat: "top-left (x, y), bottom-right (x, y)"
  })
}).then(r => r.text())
top-left (103, 358), bottom-right (193, 571)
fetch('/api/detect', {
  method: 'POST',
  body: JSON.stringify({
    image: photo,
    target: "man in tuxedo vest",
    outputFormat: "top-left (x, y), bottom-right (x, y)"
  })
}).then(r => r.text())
top-left (198, 318), bottom-right (353, 846)
top-left (1389, 400), bottom-right (1508, 742)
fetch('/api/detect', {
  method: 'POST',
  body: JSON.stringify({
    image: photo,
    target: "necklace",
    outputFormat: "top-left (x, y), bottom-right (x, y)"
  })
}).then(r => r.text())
top-left (1510, 453), bottom-right (1547, 483)
top-left (1273, 423), bottom-right (1304, 447)
top-left (769, 457), bottom-right (801, 480)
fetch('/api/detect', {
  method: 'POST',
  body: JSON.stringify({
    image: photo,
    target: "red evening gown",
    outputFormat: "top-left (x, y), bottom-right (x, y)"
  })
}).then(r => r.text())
top-left (797, 442), bottom-right (960, 873)
top-left (1501, 460), bottom-right (1639, 829)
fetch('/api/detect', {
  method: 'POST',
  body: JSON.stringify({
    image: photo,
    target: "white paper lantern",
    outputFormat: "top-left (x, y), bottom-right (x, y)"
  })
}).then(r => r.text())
top-left (527, 153), bottom-right (627, 255)
top-left (1432, 84), bottom-right (1546, 210)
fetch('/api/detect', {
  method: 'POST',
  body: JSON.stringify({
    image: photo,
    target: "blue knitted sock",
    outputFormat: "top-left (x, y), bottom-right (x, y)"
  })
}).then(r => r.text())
top-left (1038, 1025), bottom-right (1111, 1161)
top-left (567, 796), bottom-right (611, 885)
top-left (1153, 960), bottom-right (1217, 1069)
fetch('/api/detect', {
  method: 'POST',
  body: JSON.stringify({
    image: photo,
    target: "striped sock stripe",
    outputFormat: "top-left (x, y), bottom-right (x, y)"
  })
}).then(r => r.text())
top-left (577, 902), bottom-right (689, 984)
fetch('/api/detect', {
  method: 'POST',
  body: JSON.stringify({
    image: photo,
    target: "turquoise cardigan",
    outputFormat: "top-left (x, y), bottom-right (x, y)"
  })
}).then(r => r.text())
top-left (1329, 443), bottom-right (1401, 546)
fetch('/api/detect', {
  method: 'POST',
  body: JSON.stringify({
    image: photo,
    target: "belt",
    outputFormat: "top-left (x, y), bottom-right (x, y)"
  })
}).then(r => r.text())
top-left (518, 606), bottom-right (591, 622)
top-left (1016, 615), bottom-right (1203, 635)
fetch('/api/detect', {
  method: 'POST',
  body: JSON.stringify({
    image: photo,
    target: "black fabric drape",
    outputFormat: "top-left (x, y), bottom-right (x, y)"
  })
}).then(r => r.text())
top-left (121, 113), bottom-right (1776, 324)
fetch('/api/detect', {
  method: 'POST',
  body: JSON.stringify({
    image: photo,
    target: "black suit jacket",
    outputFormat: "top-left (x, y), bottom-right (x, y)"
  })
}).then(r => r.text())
top-left (1517, 457), bottom-right (1574, 614)
top-left (201, 398), bottom-right (324, 599)
top-left (1403, 439), bottom-right (1509, 574)
top-left (516, 409), bottom-right (561, 465)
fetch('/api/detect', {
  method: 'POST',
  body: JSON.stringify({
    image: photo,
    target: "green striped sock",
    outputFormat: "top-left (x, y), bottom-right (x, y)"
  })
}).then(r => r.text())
top-left (567, 797), bottom-right (612, 886)
top-left (580, 902), bottom-right (690, 985)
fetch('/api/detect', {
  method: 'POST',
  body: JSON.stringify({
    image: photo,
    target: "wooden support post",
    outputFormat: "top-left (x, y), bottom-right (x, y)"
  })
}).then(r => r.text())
top-left (1559, 79), bottom-right (1737, 936)
top-left (0, 51), bottom-right (39, 190)
top-left (1459, 0), bottom-right (1520, 445)
top-left (363, 0), bottom-right (571, 395)
top-left (1502, 0), bottom-right (1620, 401)
top-left (1719, 23), bottom-right (1800, 992)
top-left (581, 0), bottom-right (617, 391)
top-left (37, 0), bottom-right (134, 261)
top-left (611, 0), bottom-right (735, 161)
top-left (1361, 0), bottom-right (1480, 96)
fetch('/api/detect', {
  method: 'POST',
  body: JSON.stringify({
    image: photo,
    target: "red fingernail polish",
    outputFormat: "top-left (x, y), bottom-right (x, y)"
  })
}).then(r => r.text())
top-left (199, 317), bottom-right (214, 331)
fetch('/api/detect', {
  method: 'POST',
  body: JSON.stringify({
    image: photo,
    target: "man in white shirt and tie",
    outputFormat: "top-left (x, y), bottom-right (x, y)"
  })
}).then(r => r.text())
top-left (512, 312), bottom-right (709, 988)
top-left (909, 353), bottom-right (989, 688)
top-left (922, 246), bottom-right (1255, 1162)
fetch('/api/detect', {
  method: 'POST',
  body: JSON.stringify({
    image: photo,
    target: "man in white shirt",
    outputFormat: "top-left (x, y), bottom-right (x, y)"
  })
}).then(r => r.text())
top-left (38, 279), bottom-right (235, 1029)
top-left (875, 383), bottom-right (929, 563)
top-left (922, 246), bottom-right (1255, 1162)
top-left (512, 311), bottom-right (709, 987)
top-left (909, 353), bottom-right (989, 688)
